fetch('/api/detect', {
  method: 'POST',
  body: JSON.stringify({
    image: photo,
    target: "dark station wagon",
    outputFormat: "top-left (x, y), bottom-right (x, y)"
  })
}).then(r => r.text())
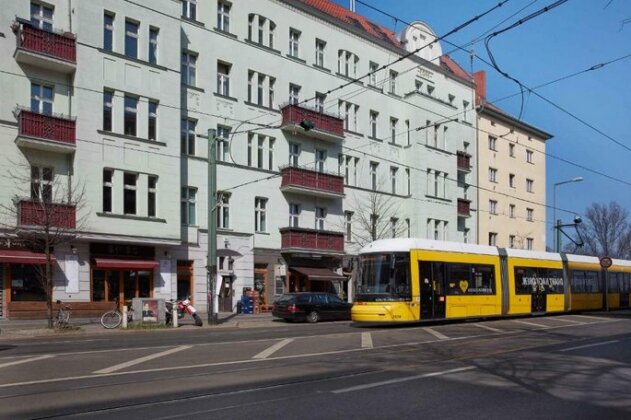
top-left (272, 293), bottom-right (352, 323)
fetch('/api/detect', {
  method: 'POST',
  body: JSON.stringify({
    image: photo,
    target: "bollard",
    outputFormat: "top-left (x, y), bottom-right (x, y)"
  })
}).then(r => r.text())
top-left (172, 307), bottom-right (178, 328)
top-left (122, 305), bottom-right (128, 329)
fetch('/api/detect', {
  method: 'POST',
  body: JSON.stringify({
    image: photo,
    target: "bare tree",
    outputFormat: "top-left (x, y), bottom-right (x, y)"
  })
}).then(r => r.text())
top-left (564, 201), bottom-right (631, 258)
top-left (0, 158), bottom-right (87, 328)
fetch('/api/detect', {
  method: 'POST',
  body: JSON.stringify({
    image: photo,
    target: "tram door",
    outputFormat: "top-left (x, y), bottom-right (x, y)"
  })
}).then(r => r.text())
top-left (531, 283), bottom-right (546, 313)
top-left (419, 262), bottom-right (446, 319)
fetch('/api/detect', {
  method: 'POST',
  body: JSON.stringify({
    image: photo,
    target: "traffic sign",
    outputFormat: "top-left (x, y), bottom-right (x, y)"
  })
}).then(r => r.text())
top-left (600, 256), bottom-right (613, 269)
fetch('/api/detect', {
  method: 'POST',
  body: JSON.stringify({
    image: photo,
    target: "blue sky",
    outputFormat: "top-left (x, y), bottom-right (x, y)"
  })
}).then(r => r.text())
top-left (332, 0), bottom-right (631, 248)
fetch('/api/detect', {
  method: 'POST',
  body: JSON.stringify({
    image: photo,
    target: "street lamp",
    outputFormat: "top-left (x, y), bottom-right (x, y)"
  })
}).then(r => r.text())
top-left (553, 176), bottom-right (583, 252)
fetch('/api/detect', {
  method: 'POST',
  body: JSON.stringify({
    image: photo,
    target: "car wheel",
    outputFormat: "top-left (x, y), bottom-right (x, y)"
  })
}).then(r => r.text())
top-left (307, 311), bottom-right (319, 323)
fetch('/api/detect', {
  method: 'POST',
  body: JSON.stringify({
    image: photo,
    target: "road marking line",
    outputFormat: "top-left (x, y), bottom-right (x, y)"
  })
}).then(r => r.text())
top-left (361, 332), bottom-right (373, 349)
top-left (93, 345), bottom-right (192, 374)
top-left (0, 354), bottom-right (53, 369)
top-left (560, 340), bottom-right (619, 352)
top-left (332, 366), bottom-right (475, 394)
top-left (512, 319), bottom-right (549, 328)
top-left (472, 323), bottom-right (503, 333)
top-left (572, 314), bottom-right (606, 321)
top-left (424, 327), bottom-right (449, 340)
top-left (553, 317), bottom-right (584, 324)
top-left (252, 339), bottom-right (293, 359)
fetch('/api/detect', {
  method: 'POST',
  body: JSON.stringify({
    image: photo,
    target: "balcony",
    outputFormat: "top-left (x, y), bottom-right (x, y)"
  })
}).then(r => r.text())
top-left (457, 151), bottom-right (471, 172)
top-left (13, 19), bottom-right (76, 74)
top-left (18, 200), bottom-right (76, 230)
top-left (15, 109), bottom-right (76, 154)
top-left (280, 227), bottom-right (345, 255)
top-left (457, 198), bottom-right (471, 217)
top-left (280, 166), bottom-right (344, 198)
top-left (280, 104), bottom-right (345, 142)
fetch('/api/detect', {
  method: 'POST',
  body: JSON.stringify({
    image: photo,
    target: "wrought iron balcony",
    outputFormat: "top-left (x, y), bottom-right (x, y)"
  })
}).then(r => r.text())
top-left (13, 19), bottom-right (76, 73)
top-left (280, 166), bottom-right (344, 198)
top-left (280, 104), bottom-right (345, 142)
top-left (457, 151), bottom-right (471, 172)
top-left (18, 199), bottom-right (76, 229)
top-left (457, 198), bottom-right (471, 217)
top-left (16, 109), bottom-right (76, 153)
top-left (279, 227), bottom-right (345, 254)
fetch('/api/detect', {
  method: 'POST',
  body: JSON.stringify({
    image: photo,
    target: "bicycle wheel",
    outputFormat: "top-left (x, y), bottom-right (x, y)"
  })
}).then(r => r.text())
top-left (101, 311), bottom-right (122, 329)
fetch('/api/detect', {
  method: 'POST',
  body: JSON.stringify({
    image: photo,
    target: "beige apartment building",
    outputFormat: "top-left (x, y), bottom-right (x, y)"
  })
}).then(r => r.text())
top-left (474, 71), bottom-right (552, 251)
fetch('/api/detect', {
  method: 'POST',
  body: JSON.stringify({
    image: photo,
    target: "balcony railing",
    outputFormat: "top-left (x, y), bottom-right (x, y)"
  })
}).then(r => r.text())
top-left (280, 166), bottom-right (344, 198)
top-left (457, 198), bottom-right (471, 217)
top-left (17, 109), bottom-right (76, 150)
top-left (18, 200), bottom-right (76, 229)
top-left (13, 19), bottom-right (76, 72)
top-left (280, 227), bottom-right (345, 254)
top-left (280, 104), bottom-right (345, 141)
top-left (457, 151), bottom-right (471, 172)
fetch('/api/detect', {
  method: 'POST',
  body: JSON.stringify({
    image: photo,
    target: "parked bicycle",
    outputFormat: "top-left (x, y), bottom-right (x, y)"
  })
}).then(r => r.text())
top-left (100, 298), bottom-right (134, 329)
top-left (54, 300), bottom-right (71, 329)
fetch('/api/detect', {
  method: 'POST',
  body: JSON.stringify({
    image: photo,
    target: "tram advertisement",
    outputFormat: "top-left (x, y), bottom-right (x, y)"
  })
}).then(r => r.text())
top-left (514, 267), bottom-right (564, 294)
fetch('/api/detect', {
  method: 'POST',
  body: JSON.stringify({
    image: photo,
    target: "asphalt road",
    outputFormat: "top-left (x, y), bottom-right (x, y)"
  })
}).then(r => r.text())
top-left (1, 313), bottom-right (630, 419)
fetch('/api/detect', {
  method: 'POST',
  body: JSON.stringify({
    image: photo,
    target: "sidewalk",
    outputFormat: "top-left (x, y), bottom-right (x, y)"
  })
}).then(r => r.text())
top-left (0, 312), bottom-right (280, 340)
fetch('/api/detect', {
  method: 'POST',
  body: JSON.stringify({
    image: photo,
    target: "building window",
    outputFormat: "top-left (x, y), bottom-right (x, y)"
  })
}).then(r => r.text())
top-left (103, 12), bottom-right (114, 51)
top-left (509, 143), bottom-right (515, 157)
top-left (31, 2), bottom-right (53, 31)
top-left (406, 168), bottom-right (411, 195)
top-left (390, 166), bottom-right (398, 194)
top-left (217, 192), bottom-right (230, 229)
top-left (345, 211), bottom-right (353, 242)
top-left (509, 204), bottom-right (516, 218)
top-left (369, 61), bottom-right (379, 86)
top-left (31, 82), bottom-right (53, 115)
top-left (181, 187), bottom-right (196, 225)
top-left (509, 235), bottom-right (516, 248)
top-left (257, 135), bottom-right (264, 168)
top-left (427, 85), bottom-right (435, 96)
top-left (148, 27), bottom-right (159, 64)
top-left (405, 120), bottom-right (410, 146)
top-left (258, 16), bottom-right (265, 44)
top-left (405, 218), bottom-right (410, 238)
top-left (216, 126), bottom-right (230, 162)
top-left (489, 232), bottom-right (497, 246)
top-left (148, 101), bottom-right (158, 140)
top-left (103, 90), bottom-right (113, 131)
top-left (268, 138), bottom-right (275, 170)
top-left (527, 208), bottom-right (534, 222)
top-left (182, 0), bottom-right (197, 20)
top-left (269, 77), bottom-right (275, 108)
top-left (315, 93), bottom-right (326, 113)
top-left (390, 218), bottom-right (398, 238)
top-left (489, 167), bottom-right (497, 183)
top-left (181, 52), bottom-right (197, 86)
top-left (289, 28), bottom-right (300, 58)
top-left (217, 62), bottom-right (231, 96)
top-left (257, 74), bottom-right (265, 106)
top-left (338, 50), bottom-right (358, 77)
top-left (31, 166), bottom-right (53, 202)
top-left (526, 149), bottom-right (534, 163)
top-left (389, 70), bottom-right (398, 94)
top-left (389, 117), bottom-right (398, 144)
top-left (509, 173), bottom-right (515, 188)
top-left (463, 100), bottom-right (469, 119)
top-left (247, 134), bottom-right (253, 167)
top-left (526, 178), bottom-right (534, 193)
top-left (369, 110), bottom-right (378, 138)
top-left (489, 200), bottom-right (497, 215)
top-left (247, 71), bottom-right (254, 103)
top-left (370, 161), bottom-right (379, 191)
top-left (315, 39), bottom-right (326, 67)
top-left (103, 169), bottom-right (113, 212)
top-left (217, 0), bottom-right (231, 32)
top-left (125, 20), bottom-right (139, 59)
top-left (526, 238), bottom-right (534, 250)
top-left (148, 176), bottom-right (157, 217)
top-left (315, 207), bottom-right (326, 230)
top-left (316, 149), bottom-right (326, 173)
top-left (124, 95), bottom-right (138, 136)
top-left (181, 118), bottom-right (196, 155)
top-left (289, 84), bottom-right (300, 105)
top-left (289, 143), bottom-right (300, 166)
top-left (489, 135), bottom-right (497, 151)
top-left (289, 203), bottom-right (300, 227)
top-left (123, 172), bottom-right (137, 215)
top-left (255, 197), bottom-right (267, 233)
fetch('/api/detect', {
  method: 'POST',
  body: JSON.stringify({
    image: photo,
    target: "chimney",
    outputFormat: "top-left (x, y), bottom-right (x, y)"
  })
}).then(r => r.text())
top-left (350, 0), bottom-right (356, 12)
top-left (473, 71), bottom-right (486, 106)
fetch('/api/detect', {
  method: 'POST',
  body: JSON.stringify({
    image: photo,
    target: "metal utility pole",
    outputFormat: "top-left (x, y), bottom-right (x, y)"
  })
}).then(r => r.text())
top-left (553, 177), bottom-right (583, 252)
top-left (207, 129), bottom-right (218, 325)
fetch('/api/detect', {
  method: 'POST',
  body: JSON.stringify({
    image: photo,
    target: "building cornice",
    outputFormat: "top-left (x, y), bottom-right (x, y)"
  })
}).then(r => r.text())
top-left (477, 104), bottom-right (553, 141)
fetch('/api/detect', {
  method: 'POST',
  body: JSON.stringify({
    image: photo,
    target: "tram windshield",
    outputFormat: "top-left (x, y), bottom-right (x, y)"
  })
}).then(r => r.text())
top-left (356, 253), bottom-right (411, 302)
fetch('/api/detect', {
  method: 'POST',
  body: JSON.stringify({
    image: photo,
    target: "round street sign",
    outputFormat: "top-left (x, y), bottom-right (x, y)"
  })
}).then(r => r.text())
top-left (600, 256), bottom-right (613, 269)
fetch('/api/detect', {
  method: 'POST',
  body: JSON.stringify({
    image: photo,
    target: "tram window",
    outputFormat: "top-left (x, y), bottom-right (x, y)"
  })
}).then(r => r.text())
top-left (609, 273), bottom-right (620, 292)
top-left (571, 270), bottom-right (601, 293)
top-left (571, 270), bottom-right (585, 293)
top-left (445, 262), bottom-right (495, 295)
top-left (585, 271), bottom-right (600, 293)
top-left (515, 267), bottom-right (563, 294)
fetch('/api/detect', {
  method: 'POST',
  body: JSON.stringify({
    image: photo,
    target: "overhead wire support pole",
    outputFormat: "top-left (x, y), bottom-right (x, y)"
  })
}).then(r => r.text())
top-left (207, 129), bottom-right (218, 325)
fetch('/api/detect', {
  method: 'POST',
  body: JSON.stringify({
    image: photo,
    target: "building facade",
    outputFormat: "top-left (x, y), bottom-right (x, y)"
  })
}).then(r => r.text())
top-left (474, 71), bottom-right (552, 251)
top-left (0, 0), bottom-right (478, 318)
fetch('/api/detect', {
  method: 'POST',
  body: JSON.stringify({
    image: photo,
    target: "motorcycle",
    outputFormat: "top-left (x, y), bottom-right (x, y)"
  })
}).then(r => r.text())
top-left (166, 297), bottom-right (203, 327)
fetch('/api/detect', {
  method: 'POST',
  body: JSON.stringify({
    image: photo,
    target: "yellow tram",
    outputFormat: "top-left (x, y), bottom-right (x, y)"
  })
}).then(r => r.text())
top-left (351, 238), bottom-right (631, 324)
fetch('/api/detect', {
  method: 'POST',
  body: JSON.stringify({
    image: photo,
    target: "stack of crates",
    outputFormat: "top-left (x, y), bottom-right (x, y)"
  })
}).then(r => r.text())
top-left (243, 289), bottom-right (261, 314)
top-left (240, 295), bottom-right (253, 314)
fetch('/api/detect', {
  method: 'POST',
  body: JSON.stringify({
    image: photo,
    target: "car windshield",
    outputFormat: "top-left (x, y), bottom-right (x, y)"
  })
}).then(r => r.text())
top-left (356, 252), bottom-right (411, 302)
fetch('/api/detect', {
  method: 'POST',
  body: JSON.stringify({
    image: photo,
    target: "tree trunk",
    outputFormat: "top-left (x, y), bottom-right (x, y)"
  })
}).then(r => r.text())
top-left (46, 247), bottom-right (53, 329)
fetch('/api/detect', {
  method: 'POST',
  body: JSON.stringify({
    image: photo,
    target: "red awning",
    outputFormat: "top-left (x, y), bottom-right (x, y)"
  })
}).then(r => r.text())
top-left (291, 266), bottom-right (345, 282)
top-left (94, 258), bottom-right (159, 270)
top-left (0, 249), bottom-right (56, 265)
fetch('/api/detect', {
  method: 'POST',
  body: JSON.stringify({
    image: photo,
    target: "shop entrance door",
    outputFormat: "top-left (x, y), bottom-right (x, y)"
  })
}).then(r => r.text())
top-left (219, 275), bottom-right (234, 312)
